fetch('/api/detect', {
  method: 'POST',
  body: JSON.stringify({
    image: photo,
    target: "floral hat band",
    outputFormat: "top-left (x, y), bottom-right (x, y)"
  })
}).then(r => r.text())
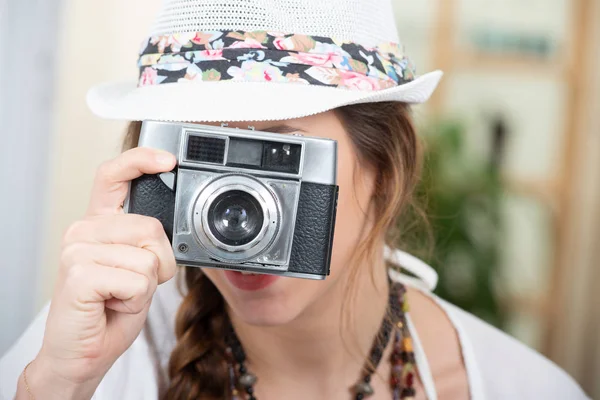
top-left (137, 30), bottom-right (417, 92)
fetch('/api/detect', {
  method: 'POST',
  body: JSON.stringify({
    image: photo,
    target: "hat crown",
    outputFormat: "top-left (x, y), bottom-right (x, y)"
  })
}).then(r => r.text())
top-left (150, 0), bottom-right (400, 47)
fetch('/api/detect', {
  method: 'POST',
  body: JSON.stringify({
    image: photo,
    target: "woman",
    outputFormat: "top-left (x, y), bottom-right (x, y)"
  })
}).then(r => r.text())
top-left (0, 0), bottom-right (590, 399)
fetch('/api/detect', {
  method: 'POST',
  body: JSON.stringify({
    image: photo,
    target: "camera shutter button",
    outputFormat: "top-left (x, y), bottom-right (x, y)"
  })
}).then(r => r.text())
top-left (158, 171), bottom-right (176, 191)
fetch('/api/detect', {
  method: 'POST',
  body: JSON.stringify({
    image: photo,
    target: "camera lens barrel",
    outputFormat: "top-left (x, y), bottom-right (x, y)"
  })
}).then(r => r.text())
top-left (192, 174), bottom-right (280, 262)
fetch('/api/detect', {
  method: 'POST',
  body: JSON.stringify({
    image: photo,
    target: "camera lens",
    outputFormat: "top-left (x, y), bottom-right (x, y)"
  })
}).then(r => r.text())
top-left (207, 190), bottom-right (264, 247)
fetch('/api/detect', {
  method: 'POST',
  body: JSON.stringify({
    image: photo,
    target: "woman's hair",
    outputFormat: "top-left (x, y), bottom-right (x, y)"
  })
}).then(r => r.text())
top-left (122, 102), bottom-right (422, 399)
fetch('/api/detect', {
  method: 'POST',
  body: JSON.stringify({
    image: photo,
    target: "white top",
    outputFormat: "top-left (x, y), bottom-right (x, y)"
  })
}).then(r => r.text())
top-left (0, 252), bottom-right (590, 400)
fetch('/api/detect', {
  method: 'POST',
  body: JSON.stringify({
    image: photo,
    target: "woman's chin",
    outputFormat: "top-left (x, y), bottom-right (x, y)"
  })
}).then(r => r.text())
top-left (230, 298), bottom-right (300, 326)
top-left (217, 271), bottom-right (302, 326)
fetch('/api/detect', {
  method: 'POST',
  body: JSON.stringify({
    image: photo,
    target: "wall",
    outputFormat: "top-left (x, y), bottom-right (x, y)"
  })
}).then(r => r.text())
top-left (0, 0), bottom-right (62, 355)
top-left (38, 0), bottom-right (161, 308)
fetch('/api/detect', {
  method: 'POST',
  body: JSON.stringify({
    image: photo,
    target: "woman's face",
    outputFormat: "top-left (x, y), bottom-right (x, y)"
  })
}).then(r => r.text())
top-left (201, 110), bottom-right (376, 326)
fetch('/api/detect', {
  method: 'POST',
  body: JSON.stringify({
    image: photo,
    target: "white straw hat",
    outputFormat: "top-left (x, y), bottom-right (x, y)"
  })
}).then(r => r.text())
top-left (87, 0), bottom-right (443, 122)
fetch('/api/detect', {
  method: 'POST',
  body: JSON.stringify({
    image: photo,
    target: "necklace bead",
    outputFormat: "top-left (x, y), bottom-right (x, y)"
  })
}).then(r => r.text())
top-left (354, 381), bottom-right (375, 396)
top-left (239, 372), bottom-right (257, 388)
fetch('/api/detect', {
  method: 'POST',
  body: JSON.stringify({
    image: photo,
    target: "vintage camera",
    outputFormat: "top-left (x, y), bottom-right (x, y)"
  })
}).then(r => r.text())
top-left (125, 121), bottom-right (339, 280)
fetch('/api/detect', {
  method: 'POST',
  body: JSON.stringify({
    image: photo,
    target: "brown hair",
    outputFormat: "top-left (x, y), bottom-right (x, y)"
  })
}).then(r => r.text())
top-left (122, 102), bottom-right (422, 399)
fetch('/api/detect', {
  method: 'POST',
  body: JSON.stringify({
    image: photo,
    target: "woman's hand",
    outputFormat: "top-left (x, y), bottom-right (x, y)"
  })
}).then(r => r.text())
top-left (20, 147), bottom-right (178, 400)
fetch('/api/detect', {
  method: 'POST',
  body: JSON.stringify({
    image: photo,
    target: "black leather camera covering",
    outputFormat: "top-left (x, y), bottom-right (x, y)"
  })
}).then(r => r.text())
top-left (288, 182), bottom-right (339, 276)
top-left (128, 174), bottom-right (176, 242)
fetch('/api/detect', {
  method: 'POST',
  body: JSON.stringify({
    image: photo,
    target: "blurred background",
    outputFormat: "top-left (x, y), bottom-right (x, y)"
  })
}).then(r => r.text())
top-left (0, 0), bottom-right (598, 397)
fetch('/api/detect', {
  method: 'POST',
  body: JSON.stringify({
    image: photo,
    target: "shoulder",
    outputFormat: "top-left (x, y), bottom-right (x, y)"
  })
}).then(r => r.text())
top-left (0, 278), bottom-right (183, 400)
top-left (437, 297), bottom-right (590, 400)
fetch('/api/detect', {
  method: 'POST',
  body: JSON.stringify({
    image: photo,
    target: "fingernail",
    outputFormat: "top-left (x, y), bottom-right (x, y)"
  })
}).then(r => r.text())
top-left (156, 153), bottom-right (175, 165)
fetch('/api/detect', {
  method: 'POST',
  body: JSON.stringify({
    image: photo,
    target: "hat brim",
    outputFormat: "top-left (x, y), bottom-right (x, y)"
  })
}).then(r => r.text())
top-left (86, 70), bottom-right (443, 122)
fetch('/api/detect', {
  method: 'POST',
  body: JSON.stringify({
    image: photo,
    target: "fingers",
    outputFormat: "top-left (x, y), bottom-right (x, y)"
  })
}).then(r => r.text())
top-left (87, 147), bottom-right (176, 216)
top-left (63, 264), bottom-right (154, 315)
top-left (63, 214), bottom-right (176, 284)
top-left (61, 243), bottom-right (160, 281)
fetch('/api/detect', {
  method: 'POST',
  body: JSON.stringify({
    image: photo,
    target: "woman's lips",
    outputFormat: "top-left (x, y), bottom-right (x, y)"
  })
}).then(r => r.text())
top-left (224, 270), bottom-right (279, 291)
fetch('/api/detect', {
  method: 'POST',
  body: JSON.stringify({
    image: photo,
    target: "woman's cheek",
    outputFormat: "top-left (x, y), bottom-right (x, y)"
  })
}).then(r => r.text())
top-left (329, 169), bottom-right (374, 277)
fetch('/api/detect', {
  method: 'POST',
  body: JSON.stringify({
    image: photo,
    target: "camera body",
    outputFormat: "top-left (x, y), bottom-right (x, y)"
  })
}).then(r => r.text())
top-left (125, 121), bottom-right (339, 280)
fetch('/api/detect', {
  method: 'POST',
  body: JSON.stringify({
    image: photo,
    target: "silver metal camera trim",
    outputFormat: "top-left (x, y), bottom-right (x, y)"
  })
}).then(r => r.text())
top-left (192, 175), bottom-right (280, 261)
top-left (138, 121), bottom-right (337, 185)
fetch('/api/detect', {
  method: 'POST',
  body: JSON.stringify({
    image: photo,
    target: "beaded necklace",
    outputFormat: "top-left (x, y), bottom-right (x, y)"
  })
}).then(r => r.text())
top-left (225, 282), bottom-right (417, 399)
